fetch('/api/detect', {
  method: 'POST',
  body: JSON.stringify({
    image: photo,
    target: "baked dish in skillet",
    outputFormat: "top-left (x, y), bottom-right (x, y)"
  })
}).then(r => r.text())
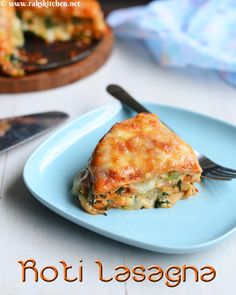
top-left (0, 0), bottom-right (106, 76)
top-left (17, 0), bottom-right (105, 43)
top-left (72, 113), bottom-right (202, 215)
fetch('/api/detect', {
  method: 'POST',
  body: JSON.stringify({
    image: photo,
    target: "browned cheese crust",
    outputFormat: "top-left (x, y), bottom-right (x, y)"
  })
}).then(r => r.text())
top-left (91, 113), bottom-right (202, 195)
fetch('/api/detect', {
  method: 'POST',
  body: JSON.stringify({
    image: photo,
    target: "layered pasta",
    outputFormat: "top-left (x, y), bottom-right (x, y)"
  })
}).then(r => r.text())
top-left (72, 113), bottom-right (202, 215)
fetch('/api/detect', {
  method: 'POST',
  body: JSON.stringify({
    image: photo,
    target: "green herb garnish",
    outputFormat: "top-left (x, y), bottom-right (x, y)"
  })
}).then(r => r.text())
top-left (27, 19), bottom-right (33, 25)
top-left (115, 187), bottom-right (126, 195)
top-left (168, 171), bottom-right (180, 180)
top-left (78, 187), bottom-right (84, 195)
top-left (16, 11), bottom-right (22, 19)
top-left (88, 188), bottom-right (96, 205)
top-left (155, 200), bottom-right (170, 208)
top-left (162, 192), bottom-right (169, 196)
top-left (45, 17), bottom-right (55, 29)
top-left (177, 180), bottom-right (182, 191)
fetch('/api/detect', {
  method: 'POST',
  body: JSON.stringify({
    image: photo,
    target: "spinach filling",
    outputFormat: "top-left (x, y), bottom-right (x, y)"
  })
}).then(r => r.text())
top-left (45, 17), bottom-right (55, 29)
top-left (115, 187), bottom-right (126, 195)
top-left (177, 179), bottom-right (182, 191)
top-left (72, 17), bottom-right (93, 25)
top-left (168, 171), bottom-right (180, 180)
top-left (154, 199), bottom-right (170, 208)
top-left (154, 192), bottom-right (170, 208)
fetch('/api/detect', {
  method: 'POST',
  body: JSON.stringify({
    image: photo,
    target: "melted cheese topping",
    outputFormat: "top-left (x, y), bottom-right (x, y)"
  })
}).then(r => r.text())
top-left (91, 113), bottom-right (202, 195)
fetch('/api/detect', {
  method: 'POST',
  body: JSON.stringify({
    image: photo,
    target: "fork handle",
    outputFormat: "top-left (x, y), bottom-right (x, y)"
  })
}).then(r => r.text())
top-left (106, 85), bottom-right (151, 114)
top-left (106, 84), bottom-right (175, 132)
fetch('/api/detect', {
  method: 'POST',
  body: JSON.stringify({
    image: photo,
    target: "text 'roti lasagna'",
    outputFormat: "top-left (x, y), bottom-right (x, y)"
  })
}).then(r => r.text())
top-left (0, 0), bottom-right (106, 76)
top-left (72, 113), bottom-right (202, 215)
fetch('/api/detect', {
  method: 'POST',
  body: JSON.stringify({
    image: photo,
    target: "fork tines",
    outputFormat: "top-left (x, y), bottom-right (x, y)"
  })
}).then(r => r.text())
top-left (202, 165), bottom-right (236, 180)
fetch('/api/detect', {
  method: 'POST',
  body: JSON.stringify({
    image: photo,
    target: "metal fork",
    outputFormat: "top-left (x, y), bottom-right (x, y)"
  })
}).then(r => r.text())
top-left (106, 84), bottom-right (236, 181)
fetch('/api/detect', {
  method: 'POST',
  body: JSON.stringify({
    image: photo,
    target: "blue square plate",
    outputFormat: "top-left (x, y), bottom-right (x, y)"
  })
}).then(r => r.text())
top-left (23, 103), bottom-right (236, 254)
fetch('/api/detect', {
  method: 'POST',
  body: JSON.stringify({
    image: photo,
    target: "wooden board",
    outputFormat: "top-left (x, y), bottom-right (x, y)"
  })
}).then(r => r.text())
top-left (0, 28), bottom-right (113, 93)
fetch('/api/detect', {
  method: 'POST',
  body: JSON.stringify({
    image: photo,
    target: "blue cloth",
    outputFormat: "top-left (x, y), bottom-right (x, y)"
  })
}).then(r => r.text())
top-left (107, 0), bottom-right (236, 86)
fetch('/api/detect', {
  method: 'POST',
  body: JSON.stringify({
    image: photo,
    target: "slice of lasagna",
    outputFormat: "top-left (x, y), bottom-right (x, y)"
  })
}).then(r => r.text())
top-left (72, 113), bottom-right (202, 215)
top-left (16, 0), bottom-right (106, 43)
top-left (0, 1), bottom-right (24, 76)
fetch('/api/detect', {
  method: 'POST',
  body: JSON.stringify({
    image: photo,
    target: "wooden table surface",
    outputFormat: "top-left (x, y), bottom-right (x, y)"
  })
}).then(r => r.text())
top-left (0, 38), bottom-right (236, 295)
